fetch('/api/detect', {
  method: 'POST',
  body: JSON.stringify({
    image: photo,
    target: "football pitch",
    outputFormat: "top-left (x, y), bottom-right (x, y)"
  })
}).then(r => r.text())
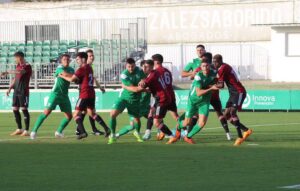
top-left (0, 112), bottom-right (299, 191)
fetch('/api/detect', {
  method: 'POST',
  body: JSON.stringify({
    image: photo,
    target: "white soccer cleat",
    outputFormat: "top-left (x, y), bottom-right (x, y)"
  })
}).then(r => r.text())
top-left (143, 129), bottom-right (151, 140)
top-left (30, 132), bottom-right (37, 140)
top-left (55, 131), bottom-right (64, 138)
top-left (226, 133), bottom-right (232, 141)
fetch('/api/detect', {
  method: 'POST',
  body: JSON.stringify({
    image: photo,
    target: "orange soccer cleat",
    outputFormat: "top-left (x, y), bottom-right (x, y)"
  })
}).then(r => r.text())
top-left (234, 138), bottom-right (244, 146)
top-left (166, 137), bottom-right (178, 144)
top-left (10, 129), bottom-right (23, 136)
top-left (157, 132), bottom-right (165, 141)
top-left (175, 129), bottom-right (181, 140)
top-left (183, 136), bottom-right (196, 144)
top-left (243, 129), bottom-right (253, 141)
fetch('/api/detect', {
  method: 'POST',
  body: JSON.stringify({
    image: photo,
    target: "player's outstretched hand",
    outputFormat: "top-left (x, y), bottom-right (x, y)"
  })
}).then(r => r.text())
top-left (100, 87), bottom-right (106, 93)
top-left (6, 89), bottom-right (11, 96)
top-left (138, 80), bottom-right (146, 88)
top-left (210, 85), bottom-right (220, 91)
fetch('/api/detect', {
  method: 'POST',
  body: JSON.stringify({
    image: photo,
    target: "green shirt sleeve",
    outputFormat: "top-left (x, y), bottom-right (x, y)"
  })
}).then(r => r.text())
top-left (120, 72), bottom-right (132, 86)
top-left (184, 62), bottom-right (193, 72)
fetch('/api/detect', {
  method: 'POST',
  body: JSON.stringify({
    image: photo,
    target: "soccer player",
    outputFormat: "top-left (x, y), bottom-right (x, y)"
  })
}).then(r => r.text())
top-left (139, 54), bottom-right (178, 144)
top-left (174, 61), bottom-right (219, 144)
top-left (59, 52), bottom-right (110, 139)
top-left (1, 51), bottom-right (32, 136)
top-left (107, 58), bottom-right (146, 144)
top-left (75, 49), bottom-right (106, 136)
top-left (213, 54), bottom-right (253, 146)
top-left (181, 44), bottom-right (206, 79)
top-left (30, 54), bottom-right (74, 139)
top-left (116, 60), bottom-right (153, 139)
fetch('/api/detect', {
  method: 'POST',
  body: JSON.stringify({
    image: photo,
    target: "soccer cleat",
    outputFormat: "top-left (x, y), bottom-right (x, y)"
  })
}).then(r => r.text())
top-left (75, 131), bottom-right (80, 136)
top-left (157, 132), bottom-right (165, 141)
top-left (20, 130), bottom-right (30, 137)
top-left (183, 136), bottom-right (196, 144)
top-left (226, 133), bottom-right (232, 141)
top-left (166, 137), bottom-right (178, 144)
top-left (92, 129), bottom-right (104, 136)
top-left (10, 129), bottom-right (23, 136)
top-left (104, 129), bottom-right (111, 138)
top-left (55, 131), bottom-right (64, 138)
top-left (133, 131), bottom-right (143, 143)
top-left (143, 129), bottom-right (151, 141)
top-left (108, 136), bottom-right (117, 144)
top-left (77, 132), bottom-right (88, 140)
top-left (30, 132), bottom-right (37, 140)
top-left (243, 129), bottom-right (253, 141)
top-left (175, 129), bottom-right (181, 140)
top-left (234, 138), bottom-right (244, 146)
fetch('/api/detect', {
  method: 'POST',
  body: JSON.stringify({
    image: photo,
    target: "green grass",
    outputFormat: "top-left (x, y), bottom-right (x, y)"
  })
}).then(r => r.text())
top-left (0, 112), bottom-right (300, 191)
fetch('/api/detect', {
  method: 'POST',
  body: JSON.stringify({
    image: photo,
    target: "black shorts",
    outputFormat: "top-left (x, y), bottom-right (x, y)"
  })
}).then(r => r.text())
top-left (226, 92), bottom-right (246, 111)
top-left (153, 101), bottom-right (177, 119)
top-left (210, 99), bottom-right (222, 112)
top-left (12, 94), bottom-right (29, 108)
top-left (75, 98), bottom-right (95, 111)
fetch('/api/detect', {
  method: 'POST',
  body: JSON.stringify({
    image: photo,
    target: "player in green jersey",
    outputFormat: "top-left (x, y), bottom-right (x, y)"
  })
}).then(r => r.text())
top-left (172, 61), bottom-right (219, 144)
top-left (30, 54), bottom-right (74, 139)
top-left (181, 44), bottom-right (205, 79)
top-left (115, 60), bottom-right (153, 139)
top-left (108, 58), bottom-right (146, 144)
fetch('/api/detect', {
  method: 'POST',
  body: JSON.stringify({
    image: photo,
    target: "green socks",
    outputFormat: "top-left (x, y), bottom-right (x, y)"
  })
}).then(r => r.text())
top-left (187, 125), bottom-right (202, 138)
top-left (32, 114), bottom-right (47, 132)
top-left (118, 125), bottom-right (134, 136)
top-left (109, 118), bottom-right (117, 134)
top-left (57, 118), bottom-right (71, 133)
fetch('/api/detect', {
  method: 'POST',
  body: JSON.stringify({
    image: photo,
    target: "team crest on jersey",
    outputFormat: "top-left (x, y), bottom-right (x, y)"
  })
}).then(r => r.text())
top-left (194, 75), bottom-right (201, 81)
top-left (120, 74), bottom-right (127, 80)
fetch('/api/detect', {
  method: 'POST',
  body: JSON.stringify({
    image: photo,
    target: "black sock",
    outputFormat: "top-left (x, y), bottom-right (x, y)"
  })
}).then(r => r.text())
top-left (191, 117), bottom-right (198, 127)
top-left (94, 115), bottom-right (109, 133)
top-left (160, 124), bottom-right (172, 136)
top-left (236, 127), bottom-right (243, 138)
top-left (76, 113), bottom-right (86, 132)
top-left (22, 110), bottom-right (30, 131)
top-left (89, 116), bottom-right (97, 132)
top-left (13, 110), bottom-right (22, 129)
top-left (75, 117), bottom-right (86, 134)
top-left (220, 118), bottom-right (230, 133)
top-left (231, 120), bottom-right (248, 132)
top-left (147, 117), bottom-right (153, 130)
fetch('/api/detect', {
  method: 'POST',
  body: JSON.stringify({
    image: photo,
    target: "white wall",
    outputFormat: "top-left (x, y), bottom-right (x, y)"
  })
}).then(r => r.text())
top-left (271, 26), bottom-right (300, 82)
top-left (146, 42), bottom-right (270, 82)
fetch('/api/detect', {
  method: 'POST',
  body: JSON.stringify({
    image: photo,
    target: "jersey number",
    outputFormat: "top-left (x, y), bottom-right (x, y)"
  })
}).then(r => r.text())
top-left (88, 74), bottom-right (93, 86)
top-left (158, 72), bottom-right (171, 89)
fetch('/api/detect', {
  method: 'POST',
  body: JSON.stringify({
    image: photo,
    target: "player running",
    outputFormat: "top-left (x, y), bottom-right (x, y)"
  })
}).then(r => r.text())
top-left (139, 54), bottom-right (178, 144)
top-left (107, 58), bottom-right (146, 144)
top-left (173, 61), bottom-right (219, 144)
top-left (1, 51), bottom-right (32, 136)
top-left (213, 54), bottom-right (253, 146)
top-left (30, 54), bottom-right (74, 139)
top-left (59, 52), bottom-right (110, 139)
top-left (75, 49), bottom-right (106, 136)
top-left (116, 60), bottom-right (153, 139)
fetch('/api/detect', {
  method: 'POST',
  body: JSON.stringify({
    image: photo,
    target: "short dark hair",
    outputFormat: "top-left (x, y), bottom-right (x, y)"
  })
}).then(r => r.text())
top-left (60, 53), bottom-right (70, 61)
top-left (76, 52), bottom-right (88, 60)
top-left (140, 60), bottom-right (146, 67)
top-left (201, 52), bottom-right (212, 64)
top-left (213, 54), bottom-right (223, 63)
top-left (126, 58), bottom-right (135, 65)
top-left (145, 59), bottom-right (154, 67)
top-left (86, 49), bottom-right (94, 54)
top-left (152, 54), bottom-right (163, 63)
top-left (196, 44), bottom-right (205, 49)
top-left (14, 51), bottom-right (25, 58)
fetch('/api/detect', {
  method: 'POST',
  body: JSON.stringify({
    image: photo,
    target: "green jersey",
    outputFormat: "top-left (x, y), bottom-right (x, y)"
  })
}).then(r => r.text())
top-left (120, 67), bottom-right (146, 102)
top-left (184, 58), bottom-right (202, 72)
top-left (140, 92), bottom-right (151, 107)
top-left (52, 65), bottom-right (75, 96)
top-left (189, 70), bottom-right (216, 103)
